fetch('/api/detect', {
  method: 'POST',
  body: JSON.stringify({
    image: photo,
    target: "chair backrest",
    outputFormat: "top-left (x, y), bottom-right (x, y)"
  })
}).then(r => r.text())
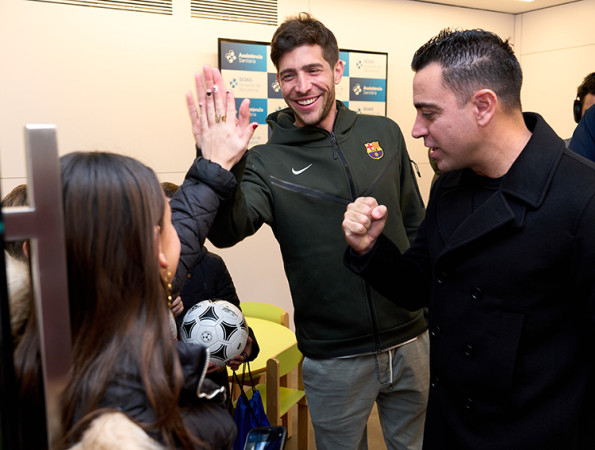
top-left (241, 301), bottom-right (289, 328)
top-left (270, 342), bottom-right (302, 379)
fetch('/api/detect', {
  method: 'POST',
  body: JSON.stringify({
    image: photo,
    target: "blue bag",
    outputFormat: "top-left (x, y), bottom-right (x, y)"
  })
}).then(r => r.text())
top-left (232, 362), bottom-right (271, 450)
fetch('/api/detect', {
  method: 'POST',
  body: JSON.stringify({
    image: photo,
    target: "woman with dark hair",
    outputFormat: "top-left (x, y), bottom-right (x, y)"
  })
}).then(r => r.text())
top-left (58, 152), bottom-right (235, 449)
top-left (8, 66), bottom-right (256, 449)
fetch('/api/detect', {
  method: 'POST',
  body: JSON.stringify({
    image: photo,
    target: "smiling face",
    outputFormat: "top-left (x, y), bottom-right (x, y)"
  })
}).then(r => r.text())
top-left (412, 62), bottom-right (481, 173)
top-left (277, 44), bottom-right (344, 133)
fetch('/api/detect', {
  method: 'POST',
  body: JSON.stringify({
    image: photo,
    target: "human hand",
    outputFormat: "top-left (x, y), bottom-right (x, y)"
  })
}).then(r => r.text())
top-left (185, 65), bottom-right (258, 170)
top-left (206, 361), bottom-right (224, 374)
top-left (342, 197), bottom-right (388, 255)
top-left (227, 336), bottom-right (253, 371)
top-left (170, 296), bottom-right (184, 317)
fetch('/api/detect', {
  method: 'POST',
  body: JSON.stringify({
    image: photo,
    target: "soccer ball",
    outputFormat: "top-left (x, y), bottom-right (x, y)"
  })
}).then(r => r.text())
top-left (180, 299), bottom-right (248, 367)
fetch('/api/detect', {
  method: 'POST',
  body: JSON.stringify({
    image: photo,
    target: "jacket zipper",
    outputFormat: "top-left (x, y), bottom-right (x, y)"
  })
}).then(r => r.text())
top-left (329, 131), bottom-right (382, 351)
top-left (330, 132), bottom-right (358, 201)
top-left (270, 176), bottom-right (351, 205)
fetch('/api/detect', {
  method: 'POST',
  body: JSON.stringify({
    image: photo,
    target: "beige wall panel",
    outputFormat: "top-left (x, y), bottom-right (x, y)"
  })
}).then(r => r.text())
top-left (521, 46), bottom-right (595, 140)
top-left (518, 0), bottom-right (595, 55)
top-left (518, 0), bottom-right (595, 140)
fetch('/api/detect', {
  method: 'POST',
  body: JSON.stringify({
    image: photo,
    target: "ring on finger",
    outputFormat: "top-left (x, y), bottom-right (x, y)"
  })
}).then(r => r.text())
top-left (215, 114), bottom-right (221, 123)
top-left (221, 115), bottom-right (226, 123)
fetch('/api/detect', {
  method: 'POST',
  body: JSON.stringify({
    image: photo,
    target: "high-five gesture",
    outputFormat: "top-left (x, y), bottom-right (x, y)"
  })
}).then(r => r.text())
top-left (342, 197), bottom-right (388, 255)
top-left (186, 65), bottom-right (258, 170)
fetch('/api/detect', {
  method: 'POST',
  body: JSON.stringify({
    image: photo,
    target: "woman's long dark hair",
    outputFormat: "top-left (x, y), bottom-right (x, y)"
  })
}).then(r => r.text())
top-left (58, 152), bottom-right (198, 448)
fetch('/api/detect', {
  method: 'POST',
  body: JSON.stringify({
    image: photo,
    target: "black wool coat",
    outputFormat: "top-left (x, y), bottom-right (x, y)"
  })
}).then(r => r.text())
top-left (346, 113), bottom-right (595, 449)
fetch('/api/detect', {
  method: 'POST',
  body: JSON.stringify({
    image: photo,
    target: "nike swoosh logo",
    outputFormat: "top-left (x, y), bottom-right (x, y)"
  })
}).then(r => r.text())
top-left (292, 164), bottom-right (313, 175)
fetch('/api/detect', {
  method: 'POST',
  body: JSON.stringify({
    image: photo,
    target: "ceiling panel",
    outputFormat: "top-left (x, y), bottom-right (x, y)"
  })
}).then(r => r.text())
top-left (408, 0), bottom-right (582, 14)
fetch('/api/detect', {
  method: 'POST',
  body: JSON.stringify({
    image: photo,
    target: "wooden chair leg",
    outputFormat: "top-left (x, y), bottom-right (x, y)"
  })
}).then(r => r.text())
top-left (297, 398), bottom-right (309, 450)
top-left (281, 372), bottom-right (293, 437)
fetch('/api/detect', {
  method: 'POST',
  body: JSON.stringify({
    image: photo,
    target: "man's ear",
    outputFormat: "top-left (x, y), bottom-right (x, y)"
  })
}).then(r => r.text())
top-left (155, 225), bottom-right (168, 269)
top-left (334, 59), bottom-right (344, 85)
top-left (472, 89), bottom-right (497, 126)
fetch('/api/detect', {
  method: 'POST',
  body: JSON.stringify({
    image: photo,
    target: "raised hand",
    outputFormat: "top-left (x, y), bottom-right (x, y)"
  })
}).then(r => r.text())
top-left (342, 197), bottom-right (388, 255)
top-left (186, 65), bottom-right (258, 170)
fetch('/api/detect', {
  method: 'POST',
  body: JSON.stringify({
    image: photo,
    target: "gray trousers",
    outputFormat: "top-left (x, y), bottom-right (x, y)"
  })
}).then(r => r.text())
top-left (302, 331), bottom-right (430, 450)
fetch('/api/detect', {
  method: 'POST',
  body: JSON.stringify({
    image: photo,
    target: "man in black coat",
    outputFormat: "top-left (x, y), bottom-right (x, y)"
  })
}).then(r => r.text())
top-left (343, 28), bottom-right (595, 449)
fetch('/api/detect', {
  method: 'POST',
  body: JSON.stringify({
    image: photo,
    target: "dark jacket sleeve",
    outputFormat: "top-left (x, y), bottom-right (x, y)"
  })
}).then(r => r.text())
top-left (170, 156), bottom-right (238, 295)
top-left (176, 341), bottom-right (237, 450)
top-left (203, 150), bottom-right (272, 249)
top-left (344, 232), bottom-right (431, 311)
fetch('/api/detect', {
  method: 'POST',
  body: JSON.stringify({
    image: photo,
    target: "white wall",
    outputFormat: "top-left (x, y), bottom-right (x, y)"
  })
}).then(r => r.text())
top-left (1, 0), bottom-right (591, 328)
top-left (517, 0), bottom-right (595, 140)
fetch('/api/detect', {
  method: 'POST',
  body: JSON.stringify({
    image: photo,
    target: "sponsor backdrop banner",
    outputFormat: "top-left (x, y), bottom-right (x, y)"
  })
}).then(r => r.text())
top-left (219, 38), bottom-right (388, 147)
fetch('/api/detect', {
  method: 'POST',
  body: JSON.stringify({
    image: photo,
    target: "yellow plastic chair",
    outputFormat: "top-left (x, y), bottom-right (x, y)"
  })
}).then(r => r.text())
top-left (241, 301), bottom-right (290, 328)
top-left (240, 303), bottom-right (291, 407)
top-left (253, 342), bottom-right (308, 450)
top-left (237, 302), bottom-right (294, 432)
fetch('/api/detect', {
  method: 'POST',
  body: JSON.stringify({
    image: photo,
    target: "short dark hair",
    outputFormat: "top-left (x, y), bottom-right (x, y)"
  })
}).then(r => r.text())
top-left (270, 12), bottom-right (339, 70)
top-left (161, 181), bottom-right (179, 199)
top-left (411, 28), bottom-right (523, 112)
top-left (2, 184), bottom-right (28, 262)
top-left (577, 73), bottom-right (595, 107)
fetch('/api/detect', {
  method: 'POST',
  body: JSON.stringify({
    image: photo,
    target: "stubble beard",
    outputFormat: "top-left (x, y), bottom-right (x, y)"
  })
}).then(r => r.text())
top-left (290, 91), bottom-right (336, 129)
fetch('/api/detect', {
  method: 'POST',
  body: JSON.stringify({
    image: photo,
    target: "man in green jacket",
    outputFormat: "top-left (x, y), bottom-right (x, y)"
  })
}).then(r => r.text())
top-left (188, 12), bottom-right (429, 450)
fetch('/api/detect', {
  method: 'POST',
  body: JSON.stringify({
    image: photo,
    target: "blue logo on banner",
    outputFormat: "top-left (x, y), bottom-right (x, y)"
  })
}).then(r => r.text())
top-left (236, 98), bottom-right (268, 124)
top-left (349, 77), bottom-right (386, 102)
top-left (267, 73), bottom-right (283, 99)
top-left (340, 51), bottom-right (349, 77)
top-left (220, 42), bottom-right (267, 72)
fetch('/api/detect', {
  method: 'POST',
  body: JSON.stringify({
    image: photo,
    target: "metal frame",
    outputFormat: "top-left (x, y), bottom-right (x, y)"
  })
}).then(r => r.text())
top-left (1, 125), bottom-right (72, 448)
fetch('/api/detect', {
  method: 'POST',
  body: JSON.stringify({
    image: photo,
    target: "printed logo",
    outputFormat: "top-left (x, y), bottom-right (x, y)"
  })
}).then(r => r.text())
top-left (292, 164), bottom-right (313, 175)
top-left (220, 42), bottom-right (267, 72)
top-left (271, 79), bottom-right (281, 93)
top-left (267, 73), bottom-right (284, 99)
top-left (229, 78), bottom-right (239, 89)
top-left (350, 78), bottom-right (386, 102)
top-left (365, 142), bottom-right (384, 160)
top-left (225, 50), bottom-right (237, 64)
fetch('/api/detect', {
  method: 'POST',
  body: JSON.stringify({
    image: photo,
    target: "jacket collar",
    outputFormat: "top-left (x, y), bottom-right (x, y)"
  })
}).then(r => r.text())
top-left (436, 113), bottom-right (566, 255)
top-left (440, 113), bottom-right (565, 208)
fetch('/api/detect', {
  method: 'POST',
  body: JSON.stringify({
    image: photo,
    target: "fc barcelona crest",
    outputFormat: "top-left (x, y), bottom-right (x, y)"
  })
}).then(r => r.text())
top-left (365, 141), bottom-right (384, 160)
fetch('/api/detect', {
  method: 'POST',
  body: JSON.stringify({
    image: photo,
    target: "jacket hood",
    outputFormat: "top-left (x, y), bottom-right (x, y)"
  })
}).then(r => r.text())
top-left (266, 101), bottom-right (358, 147)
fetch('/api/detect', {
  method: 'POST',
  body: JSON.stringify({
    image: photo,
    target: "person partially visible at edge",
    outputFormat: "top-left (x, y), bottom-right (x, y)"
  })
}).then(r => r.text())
top-left (185, 12), bottom-right (429, 450)
top-left (565, 72), bottom-right (595, 147)
top-left (569, 104), bottom-right (595, 162)
top-left (342, 28), bottom-right (595, 449)
top-left (2, 184), bottom-right (48, 449)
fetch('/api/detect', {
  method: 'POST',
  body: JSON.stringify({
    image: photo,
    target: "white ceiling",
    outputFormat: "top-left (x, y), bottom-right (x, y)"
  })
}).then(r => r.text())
top-left (409, 0), bottom-right (582, 14)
